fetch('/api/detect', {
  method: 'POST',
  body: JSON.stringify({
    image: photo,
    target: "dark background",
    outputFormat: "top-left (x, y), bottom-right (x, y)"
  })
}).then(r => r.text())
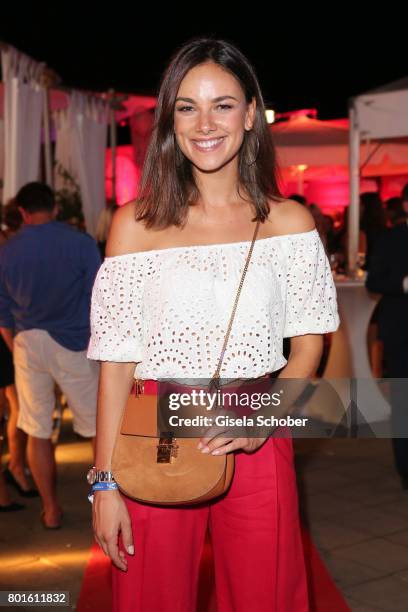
top-left (1, 9), bottom-right (406, 120)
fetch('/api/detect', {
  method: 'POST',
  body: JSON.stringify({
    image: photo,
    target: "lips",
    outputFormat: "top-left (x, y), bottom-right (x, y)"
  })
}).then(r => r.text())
top-left (192, 137), bottom-right (225, 152)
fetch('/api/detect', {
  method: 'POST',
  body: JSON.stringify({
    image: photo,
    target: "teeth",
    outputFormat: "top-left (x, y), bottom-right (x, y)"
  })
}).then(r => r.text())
top-left (194, 138), bottom-right (223, 149)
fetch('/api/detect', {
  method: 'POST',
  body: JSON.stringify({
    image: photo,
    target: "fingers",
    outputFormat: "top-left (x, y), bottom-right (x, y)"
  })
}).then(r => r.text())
top-left (198, 435), bottom-right (268, 455)
top-left (199, 434), bottom-right (245, 455)
top-left (198, 408), bottom-right (247, 452)
top-left (198, 420), bottom-right (244, 454)
top-left (210, 438), bottom-right (243, 455)
top-left (106, 535), bottom-right (128, 571)
top-left (94, 526), bottom-right (127, 571)
top-left (198, 421), bottom-right (233, 450)
top-left (120, 514), bottom-right (135, 556)
top-left (94, 529), bottom-right (122, 568)
top-left (93, 507), bottom-right (131, 571)
top-left (198, 433), bottom-right (227, 451)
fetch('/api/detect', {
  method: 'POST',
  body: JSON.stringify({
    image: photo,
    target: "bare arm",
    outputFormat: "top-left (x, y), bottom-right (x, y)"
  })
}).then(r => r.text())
top-left (95, 201), bottom-right (147, 471)
top-left (94, 362), bottom-right (136, 470)
top-left (265, 334), bottom-right (324, 427)
top-left (278, 334), bottom-right (323, 379)
top-left (92, 360), bottom-right (137, 572)
top-left (91, 201), bottom-right (148, 572)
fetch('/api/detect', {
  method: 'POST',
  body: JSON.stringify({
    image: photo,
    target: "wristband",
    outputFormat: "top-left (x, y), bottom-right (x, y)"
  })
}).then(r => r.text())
top-left (88, 481), bottom-right (119, 504)
top-left (92, 481), bottom-right (119, 492)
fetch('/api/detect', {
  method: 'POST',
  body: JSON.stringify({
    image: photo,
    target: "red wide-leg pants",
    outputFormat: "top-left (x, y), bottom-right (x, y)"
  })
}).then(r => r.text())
top-left (111, 433), bottom-right (309, 612)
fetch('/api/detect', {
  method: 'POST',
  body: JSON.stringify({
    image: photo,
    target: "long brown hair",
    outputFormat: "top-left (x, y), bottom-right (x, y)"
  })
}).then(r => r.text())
top-left (135, 36), bottom-right (283, 229)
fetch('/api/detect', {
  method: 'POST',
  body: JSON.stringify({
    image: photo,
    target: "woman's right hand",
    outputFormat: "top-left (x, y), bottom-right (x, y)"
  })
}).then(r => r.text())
top-left (92, 489), bottom-right (134, 571)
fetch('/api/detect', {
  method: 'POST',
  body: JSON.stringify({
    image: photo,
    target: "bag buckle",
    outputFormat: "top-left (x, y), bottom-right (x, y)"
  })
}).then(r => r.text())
top-left (157, 432), bottom-right (179, 463)
top-left (133, 378), bottom-right (145, 398)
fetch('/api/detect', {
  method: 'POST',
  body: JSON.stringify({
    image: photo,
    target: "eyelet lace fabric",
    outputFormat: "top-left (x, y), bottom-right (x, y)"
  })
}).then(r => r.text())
top-left (86, 228), bottom-right (340, 379)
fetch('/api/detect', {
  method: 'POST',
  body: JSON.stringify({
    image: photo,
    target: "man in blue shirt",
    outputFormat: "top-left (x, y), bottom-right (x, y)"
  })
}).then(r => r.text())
top-left (0, 182), bottom-right (101, 528)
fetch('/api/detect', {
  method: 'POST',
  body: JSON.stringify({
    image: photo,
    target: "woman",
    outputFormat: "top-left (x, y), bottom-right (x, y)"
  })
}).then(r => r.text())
top-left (87, 37), bottom-right (340, 611)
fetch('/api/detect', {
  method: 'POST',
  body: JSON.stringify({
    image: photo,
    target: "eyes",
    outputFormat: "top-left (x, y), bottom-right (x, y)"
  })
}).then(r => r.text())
top-left (175, 104), bottom-right (233, 113)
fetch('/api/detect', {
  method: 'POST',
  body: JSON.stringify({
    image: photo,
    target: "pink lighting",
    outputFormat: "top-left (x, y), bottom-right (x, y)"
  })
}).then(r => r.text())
top-left (273, 113), bottom-right (408, 212)
top-left (275, 108), bottom-right (318, 121)
top-left (105, 146), bottom-right (141, 205)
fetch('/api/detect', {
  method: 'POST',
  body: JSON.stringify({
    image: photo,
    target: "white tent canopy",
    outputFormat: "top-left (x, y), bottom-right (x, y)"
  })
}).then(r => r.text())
top-left (355, 77), bottom-right (408, 140)
top-left (272, 115), bottom-right (408, 167)
top-left (272, 116), bottom-right (349, 166)
top-left (349, 77), bottom-right (408, 273)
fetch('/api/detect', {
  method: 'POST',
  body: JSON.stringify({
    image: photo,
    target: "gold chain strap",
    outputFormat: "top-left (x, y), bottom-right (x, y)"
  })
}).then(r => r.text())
top-left (208, 219), bottom-right (261, 392)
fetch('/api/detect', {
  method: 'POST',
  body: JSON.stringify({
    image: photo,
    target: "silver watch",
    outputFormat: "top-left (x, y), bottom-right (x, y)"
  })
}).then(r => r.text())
top-left (86, 466), bottom-right (115, 485)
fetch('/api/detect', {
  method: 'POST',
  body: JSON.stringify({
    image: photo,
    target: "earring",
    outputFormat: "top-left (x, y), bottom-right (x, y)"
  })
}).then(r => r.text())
top-left (244, 130), bottom-right (260, 166)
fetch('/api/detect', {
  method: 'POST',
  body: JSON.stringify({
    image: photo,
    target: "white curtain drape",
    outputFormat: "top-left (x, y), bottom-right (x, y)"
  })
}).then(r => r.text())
top-left (1, 46), bottom-right (44, 204)
top-left (54, 109), bottom-right (79, 192)
top-left (54, 91), bottom-right (108, 237)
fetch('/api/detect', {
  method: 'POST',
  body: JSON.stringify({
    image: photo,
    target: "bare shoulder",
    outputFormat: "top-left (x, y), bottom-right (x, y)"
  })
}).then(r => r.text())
top-left (266, 198), bottom-right (316, 236)
top-left (105, 201), bottom-right (150, 257)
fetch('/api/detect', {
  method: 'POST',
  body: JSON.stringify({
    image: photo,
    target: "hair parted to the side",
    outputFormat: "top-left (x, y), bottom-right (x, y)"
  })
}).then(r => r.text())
top-left (134, 36), bottom-right (284, 229)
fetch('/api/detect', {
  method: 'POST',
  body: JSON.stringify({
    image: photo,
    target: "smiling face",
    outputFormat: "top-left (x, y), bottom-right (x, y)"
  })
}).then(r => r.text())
top-left (173, 62), bottom-right (256, 173)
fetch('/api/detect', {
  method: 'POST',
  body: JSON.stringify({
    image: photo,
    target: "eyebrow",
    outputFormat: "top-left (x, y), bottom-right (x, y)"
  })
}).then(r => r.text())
top-left (175, 95), bottom-right (239, 103)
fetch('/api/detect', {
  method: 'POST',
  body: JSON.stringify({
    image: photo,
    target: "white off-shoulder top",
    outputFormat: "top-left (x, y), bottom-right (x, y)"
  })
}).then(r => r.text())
top-left (86, 228), bottom-right (340, 379)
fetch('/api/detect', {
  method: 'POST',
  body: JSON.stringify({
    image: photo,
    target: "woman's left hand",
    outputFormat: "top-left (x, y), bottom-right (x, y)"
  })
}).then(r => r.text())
top-left (197, 430), bottom-right (268, 455)
top-left (196, 406), bottom-right (269, 454)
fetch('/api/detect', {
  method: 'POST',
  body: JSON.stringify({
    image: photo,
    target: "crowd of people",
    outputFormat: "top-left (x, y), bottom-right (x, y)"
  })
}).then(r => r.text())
top-left (289, 186), bottom-right (408, 272)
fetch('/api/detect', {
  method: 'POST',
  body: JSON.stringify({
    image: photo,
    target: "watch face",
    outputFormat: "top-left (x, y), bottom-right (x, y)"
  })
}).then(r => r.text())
top-left (87, 468), bottom-right (97, 485)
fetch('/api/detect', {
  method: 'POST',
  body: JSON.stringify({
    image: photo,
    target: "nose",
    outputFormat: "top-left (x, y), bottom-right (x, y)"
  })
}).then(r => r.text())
top-left (196, 109), bottom-right (217, 134)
